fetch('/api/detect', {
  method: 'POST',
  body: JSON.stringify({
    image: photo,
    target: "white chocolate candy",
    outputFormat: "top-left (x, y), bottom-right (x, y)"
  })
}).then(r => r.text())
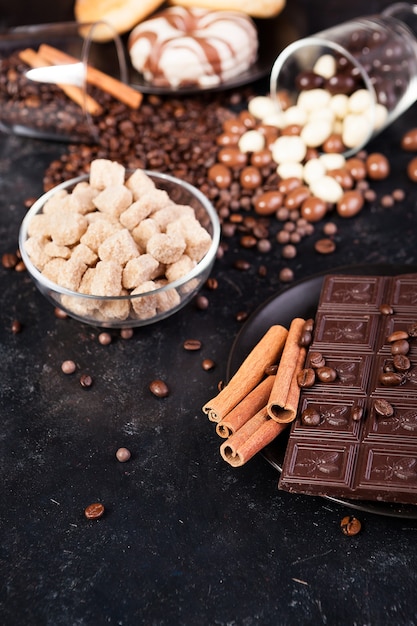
top-left (297, 88), bottom-right (331, 112)
top-left (303, 158), bottom-right (326, 185)
top-left (248, 95), bottom-right (278, 120)
top-left (313, 54), bottom-right (336, 79)
top-left (342, 113), bottom-right (371, 149)
top-left (301, 119), bottom-right (333, 148)
top-left (271, 135), bottom-right (307, 164)
top-left (310, 175), bottom-right (344, 203)
top-left (238, 130), bottom-right (265, 153)
top-left (277, 161), bottom-right (304, 180)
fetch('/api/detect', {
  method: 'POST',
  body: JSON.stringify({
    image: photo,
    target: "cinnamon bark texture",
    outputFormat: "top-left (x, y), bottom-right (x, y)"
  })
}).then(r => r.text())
top-left (202, 324), bottom-right (288, 423)
top-left (38, 44), bottom-right (143, 109)
top-left (220, 406), bottom-right (288, 467)
top-left (267, 317), bottom-right (307, 423)
top-left (216, 375), bottom-right (275, 438)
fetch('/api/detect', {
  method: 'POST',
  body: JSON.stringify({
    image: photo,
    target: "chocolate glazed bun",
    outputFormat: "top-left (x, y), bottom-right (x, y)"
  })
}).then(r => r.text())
top-left (128, 6), bottom-right (259, 88)
top-left (74, 0), bottom-right (165, 41)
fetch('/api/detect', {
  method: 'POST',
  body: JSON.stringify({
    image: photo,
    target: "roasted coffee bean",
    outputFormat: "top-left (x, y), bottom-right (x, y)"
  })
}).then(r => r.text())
top-left (297, 368), bottom-right (316, 388)
top-left (383, 360), bottom-right (396, 373)
top-left (299, 330), bottom-right (312, 347)
top-left (195, 295), bottom-right (209, 310)
top-left (303, 319), bottom-right (315, 333)
top-left (314, 238), bottom-right (336, 254)
top-left (309, 351), bottom-right (325, 368)
top-left (2, 252), bottom-right (18, 269)
top-left (379, 371), bottom-right (403, 386)
top-left (393, 354), bottom-right (411, 372)
top-left (236, 311), bottom-right (248, 322)
top-left (116, 447), bottom-right (131, 462)
top-left (316, 366), bottom-right (337, 383)
top-left (265, 364), bottom-right (278, 376)
top-left (390, 339), bottom-right (409, 355)
top-left (84, 503), bottom-right (105, 520)
top-left (407, 322), bottom-right (417, 337)
top-left (301, 407), bottom-right (321, 426)
top-left (206, 277), bottom-right (218, 290)
top-left (374, 398), bottom-right (394, 417)
top-left (233, 259), bottom-right (250, 271)
top-left (202, 358), bottom-right (215, 371)
top-left (379, 303), bottom-right (394, 315)
top-left (340, 515), bottom-right (362, 536)
top-left (351, 405), bottom-right (364, 421)
top-left (61, 360), bottom-right (76, 375)
top-left (11, 319), bottom-right (22, 334)
top-left (183, 339), bottom-right (202, 351)
top-left (80, 374), bottom-right (93, 388)
top-left (387, 330), bottom-right (409, 342)
top-left (149, 379), bottom-right (170, 398)
top-left (240, 235), bottom-right (257, 248)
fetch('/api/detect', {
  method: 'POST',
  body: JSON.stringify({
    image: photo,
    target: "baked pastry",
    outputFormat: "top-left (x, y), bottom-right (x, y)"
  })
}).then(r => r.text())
top-left (74, 0), bottom-right (165, 41)
top-left (128, 6), bottom-right (258, 88)
top-left (169, 0), bottom-right (286, 18)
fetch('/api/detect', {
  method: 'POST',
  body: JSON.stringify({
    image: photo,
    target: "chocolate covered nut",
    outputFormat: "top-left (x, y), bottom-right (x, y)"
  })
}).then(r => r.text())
top-left (217, 147), bottom-right (248, 167)
top-left (393, 354), bottom-right (411, 372)
top-left (316, 366), bottom-right (337, 382)
top-left (366, 153), bottom-right (390, 180)
top-left (149, 379), bottom-right (170, 397)
top-left (345, 157), bottom-right (367, 180)
top-left (208, 163), bottom-right (232, 188)
top-left (390, 339), bottom-right (409, 355)
top-left (240, 166), bottom-right (262, 190)
top-left (309, 351), bottom-right (325, 368)
top-left (379, 371), bottom-right (403, 386)
top-left (254, 191), bottom-right (283, 215)
top-left (379, 303), bottom-right (394, 315)
top-left (336, 190), bottom-right (364, 217)
top-left (401, 128), bottom-right (417, 151)
top-left (406, 157), bottom-right (417, 182)
top-left (301, 196), bottom-right (327, 222)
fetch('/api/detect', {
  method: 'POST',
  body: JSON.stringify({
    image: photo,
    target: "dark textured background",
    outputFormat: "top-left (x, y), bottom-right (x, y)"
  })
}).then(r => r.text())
top-left (1, 1), bottom-right (417, 625)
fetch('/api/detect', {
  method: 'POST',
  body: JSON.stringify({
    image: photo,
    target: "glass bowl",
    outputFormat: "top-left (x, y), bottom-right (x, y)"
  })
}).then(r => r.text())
top-left (19, 169), bottom-right (220, 328)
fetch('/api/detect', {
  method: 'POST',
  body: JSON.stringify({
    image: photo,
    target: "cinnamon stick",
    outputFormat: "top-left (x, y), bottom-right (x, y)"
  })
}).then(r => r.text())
top-left (216, 375), bottom-right (275, 439)
top-left (203, 324), bottom-right (288, 423)
top-left (220, 406), bottom-right (288, 467)
top-left (19, 48), bottom-right (103, 116)
top-left (267, 317), bottom-right (306, 423)
top-left (38, 44), bottom-right (143, 109)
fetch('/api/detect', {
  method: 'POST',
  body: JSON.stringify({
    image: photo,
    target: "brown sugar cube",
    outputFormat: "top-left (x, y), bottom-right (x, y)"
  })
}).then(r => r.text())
top-left (154, 279), bottom-right (181, 312)
top-left (42, 257), bottom-right (67, 283)
top-left (165, 254), bottom-right (196, 283)
top-left (119, 199), bottom-right (154, 231)
top-left (122, 254), bottom-right (160, 290)
top-left (71, 243), bottom-right (98, 266)
top-left (152, 204), bottom-right (195, 230)
top-left (98, 297), bottom-right (131, 321)
top-left (49, 212), bottom-right (88, 247)
top-left (131, 280), bottom-right (158, 319)
top-left (125, 168), bottom-right (156, 200)
top-left (78, 267), bottom-right (95, 294)
top-left (131, 218), bottom-right (160, 251)
top-left (142, 189), bottom-right (172, 213)
top-left (146, 232), bottom-right (186, 264)
top-left (89, 159), bottom-right (125, 190)
top-left (43, 241), bottom-right (71, 260)
top-left (80, 219), bottom-right (121, 253)
top-left (24, 236), bottom-right (52, 270)
top-left (166, 216), bottom-right (211, 261)
top-left (93, 185), bottom-right (133, 218)
top-left (98, 229), bottom-right (140, 265)
top-left (69, 183), bottom-right (99, 214)
top-left (61, 293), bottom-right (98, 316)
top-left (90, 260), bottom-right (123, 296)
top-left (59, 257), bottom-right (88, 291)
top-left (42, 189), bottom-right (69, 214)
top-left (26, 213), bottom-right (52, 239)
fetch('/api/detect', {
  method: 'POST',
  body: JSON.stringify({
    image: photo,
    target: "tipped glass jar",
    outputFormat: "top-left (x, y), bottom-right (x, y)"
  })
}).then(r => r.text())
top-left (270, 2), bottom-right (417, 156)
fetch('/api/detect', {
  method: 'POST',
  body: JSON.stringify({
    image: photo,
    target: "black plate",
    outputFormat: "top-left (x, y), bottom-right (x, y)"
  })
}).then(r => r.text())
top-left (226, 264), bottom-right (417, 519)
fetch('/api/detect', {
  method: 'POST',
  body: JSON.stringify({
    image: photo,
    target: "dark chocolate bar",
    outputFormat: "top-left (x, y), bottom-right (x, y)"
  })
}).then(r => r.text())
top-left (279, 274), bottom-right (417, 505)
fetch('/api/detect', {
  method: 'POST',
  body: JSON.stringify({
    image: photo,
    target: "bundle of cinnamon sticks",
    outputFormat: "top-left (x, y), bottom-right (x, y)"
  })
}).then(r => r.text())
top-left (203, 317), bottom-right (312, 467)
top-left (19, 43), bottom-right (142, 116)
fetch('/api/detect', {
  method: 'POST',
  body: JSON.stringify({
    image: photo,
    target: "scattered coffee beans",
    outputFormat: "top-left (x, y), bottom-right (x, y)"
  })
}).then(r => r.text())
top-left (80, 374), bottom-right (93, 388)
top-left (84, 502), bottom-right (105, 520)
top-left (340, 515), bottom-right (361, 536)
top-left (183, 339), bottom-right (202, 351)
top-left (149, 379), bottom-right (170, 398)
